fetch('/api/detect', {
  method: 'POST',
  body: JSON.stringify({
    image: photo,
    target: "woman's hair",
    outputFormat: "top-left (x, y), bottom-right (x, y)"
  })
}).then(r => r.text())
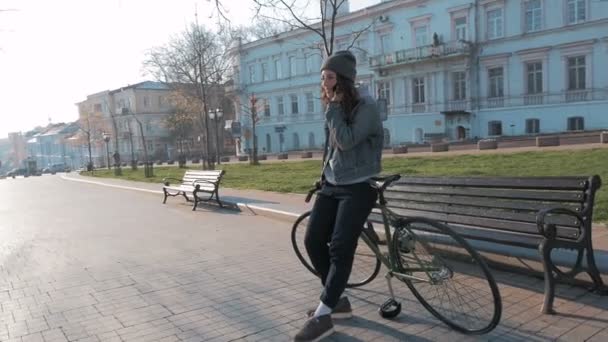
top-left (321, 74), bottom-right (360, 123)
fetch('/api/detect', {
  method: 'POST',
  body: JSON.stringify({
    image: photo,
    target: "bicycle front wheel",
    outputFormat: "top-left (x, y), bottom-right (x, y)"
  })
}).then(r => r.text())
top-left (291, 211), bottom-right (381, 288)
top-left (391, 217), bottom-right (501, 335)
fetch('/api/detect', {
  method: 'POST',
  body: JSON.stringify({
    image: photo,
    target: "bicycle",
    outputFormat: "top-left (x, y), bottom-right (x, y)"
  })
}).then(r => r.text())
top-left (291, 174), bottom-right (502, 335)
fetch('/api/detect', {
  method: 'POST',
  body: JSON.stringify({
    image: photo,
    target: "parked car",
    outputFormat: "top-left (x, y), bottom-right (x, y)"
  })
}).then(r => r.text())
top-left (7, 168), bottom-right (27, 178)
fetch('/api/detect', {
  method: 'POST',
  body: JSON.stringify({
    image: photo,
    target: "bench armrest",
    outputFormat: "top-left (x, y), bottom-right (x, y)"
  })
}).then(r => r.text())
top-left (536, 207), bottom-right (586, 243)
top-left (162, 177), bottom-right (183, 186)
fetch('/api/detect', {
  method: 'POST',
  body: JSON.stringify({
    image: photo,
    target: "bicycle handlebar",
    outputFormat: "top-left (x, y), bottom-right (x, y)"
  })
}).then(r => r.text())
top-left (303, 175), bottom-right (401, 204)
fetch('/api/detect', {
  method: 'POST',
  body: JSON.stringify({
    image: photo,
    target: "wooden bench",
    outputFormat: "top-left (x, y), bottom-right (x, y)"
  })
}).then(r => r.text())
top-left (162, 170), bottom-right (225, 210)
top-left (378, 175), bottom-right (606, 314)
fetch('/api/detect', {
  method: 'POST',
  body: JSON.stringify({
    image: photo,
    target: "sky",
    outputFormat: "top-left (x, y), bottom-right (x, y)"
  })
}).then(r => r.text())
top-left (0, 0), bottom-right (377, 139)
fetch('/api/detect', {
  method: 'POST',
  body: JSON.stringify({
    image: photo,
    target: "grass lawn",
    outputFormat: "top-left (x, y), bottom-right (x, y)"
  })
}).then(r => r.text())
top-left (82, 148), bottom-right (608, 223)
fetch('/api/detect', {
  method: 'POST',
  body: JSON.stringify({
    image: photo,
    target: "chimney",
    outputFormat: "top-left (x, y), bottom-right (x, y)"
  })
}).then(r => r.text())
top-left (323, 0), bottom-right (350, 17)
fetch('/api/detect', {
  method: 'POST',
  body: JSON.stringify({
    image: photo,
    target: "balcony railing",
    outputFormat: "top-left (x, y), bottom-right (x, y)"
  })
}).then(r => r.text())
top-left (259, 113), bottom-right (323, 124)
top-left (487, 97), bottom-right (505, 108)
top-left (524, 93), bottom-right (544, 105)
top-left (565, 89), bottom-right (590, 102)
top-left (412, 103), bottom-right (426, 113)
top-left (370, 40), bottom-right (470, 69)
top-left (448, 99), bottom-right (468, 111)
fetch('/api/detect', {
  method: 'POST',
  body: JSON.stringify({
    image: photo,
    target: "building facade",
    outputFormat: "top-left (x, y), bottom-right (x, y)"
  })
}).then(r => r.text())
top-left (227, 0), bottom-right (608, 154)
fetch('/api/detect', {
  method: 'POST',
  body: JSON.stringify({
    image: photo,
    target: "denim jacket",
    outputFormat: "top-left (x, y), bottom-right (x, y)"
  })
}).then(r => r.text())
top-left (322, 96), bottom-right (383, 185)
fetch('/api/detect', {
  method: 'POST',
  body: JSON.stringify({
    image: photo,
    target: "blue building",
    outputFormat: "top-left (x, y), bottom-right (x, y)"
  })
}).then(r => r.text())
top-left (227, 0), bottom-right (608, 154)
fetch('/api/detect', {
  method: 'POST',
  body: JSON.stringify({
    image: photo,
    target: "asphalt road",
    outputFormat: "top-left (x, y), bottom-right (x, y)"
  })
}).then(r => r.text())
top-left (1, 175), bottom-right (608, 341)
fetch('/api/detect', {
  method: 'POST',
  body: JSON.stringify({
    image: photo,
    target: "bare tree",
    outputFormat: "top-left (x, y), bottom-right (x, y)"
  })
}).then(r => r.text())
top-left (144, 21), bottom-right (231, 170)
top-left (252, 0), bottom-right (372, 56)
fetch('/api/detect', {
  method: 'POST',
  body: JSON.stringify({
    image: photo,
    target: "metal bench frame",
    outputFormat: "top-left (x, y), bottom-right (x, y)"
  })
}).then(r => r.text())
top-left (162, 170), bottom-right (225, 210)
top-left (381, 175), bottom-right (606, 314)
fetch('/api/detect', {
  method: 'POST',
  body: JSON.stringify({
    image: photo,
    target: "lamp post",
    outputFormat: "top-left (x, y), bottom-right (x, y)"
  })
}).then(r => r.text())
top-left (102, 132), bottom-right (111, 170)
top-left (208, 108), bottom-right (223, 165)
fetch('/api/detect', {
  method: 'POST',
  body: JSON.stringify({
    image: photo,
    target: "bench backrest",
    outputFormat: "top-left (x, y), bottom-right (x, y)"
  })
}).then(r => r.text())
top-left (182, 170), bottom-right (225, 190)
top-left (376, 175), bottom-right (601, 244)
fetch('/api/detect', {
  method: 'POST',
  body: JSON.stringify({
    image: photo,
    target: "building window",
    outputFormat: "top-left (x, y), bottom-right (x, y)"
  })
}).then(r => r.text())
top-left (526, 62), bottom-right (543, 94)
top-left (454, 17), bottom-right (467, 41)
top-left (289, 56), bottom-right (297, 77)
top-left (275, 59), bottom-right (282, 79)
top-left (277, 96), bottom-right (284, 115)
top-left (380, 34), bottom-right (391, 54)
top-left (305, 55), bottom-right (313, 74)
top-left (290, 94), bottom-right (299, 114)
top-left (488, 121), bottom-right (503, 136)
top-left (354, 39), bottom-right (368, 65)
top-left (566, 0), bottom-right (586, 24)
top-left (567, 116), bottom-right (584, 131)
top-left (453, 71), bottom-right (466, 100)
top-left (377, 81), bottom-right (391, 106)
top-left (263, 99), bottom-right (270, 117)
top-left (143, 96), bottom-right (150, 108)
top-left (414, 26), bottom-right (428, 47)
top-left (488, 67), bottom-right (504, 98)
top-left (412, 77), bottom-right (425, 103)
top-left (567, 56), bottom-right (586, 90)
top-left (249, 64), bottom-right (256, 83)
top-left (293, 133), bottom-right (300, 150)
top-left (308, 132), bottom-right (315, 148)
top-left (158, 96), bottom-right (164, 107)
top-left (146, 120), bottom-right (153, 133)
top-left (487, 8), bottom-right (504, 39)
top-left (525, 0), bottom-right (542, 32)
top-left (93, 103), bottom-right (102, 112)
top-left (261, 62), bottom-right (269, 82)
top-left (526, 118), bottom-right (540, 134)
top-left (266, 134), bottom-right (272, 153)
top-left (306, 92), bottom-right (314, 113)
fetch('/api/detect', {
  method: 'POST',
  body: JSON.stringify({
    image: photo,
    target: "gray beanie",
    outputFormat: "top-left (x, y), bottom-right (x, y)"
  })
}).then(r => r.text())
top-left (321, 50), bottom-right (357, 81)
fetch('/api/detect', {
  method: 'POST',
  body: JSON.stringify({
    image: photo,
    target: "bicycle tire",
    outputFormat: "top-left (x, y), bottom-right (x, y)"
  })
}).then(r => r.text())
top-left (391, 216), bottom-right (501, 335)
top-left (291, 210), bottom-right (381, 288)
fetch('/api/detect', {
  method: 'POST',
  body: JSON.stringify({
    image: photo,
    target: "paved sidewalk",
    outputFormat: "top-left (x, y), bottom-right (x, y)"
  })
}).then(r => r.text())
top-left (56, 173), bottom-right (608, 341)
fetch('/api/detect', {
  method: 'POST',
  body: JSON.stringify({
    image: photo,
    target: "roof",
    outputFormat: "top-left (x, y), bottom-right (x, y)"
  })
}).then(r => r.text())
top-left (109, 81), bottom-right (170, 94)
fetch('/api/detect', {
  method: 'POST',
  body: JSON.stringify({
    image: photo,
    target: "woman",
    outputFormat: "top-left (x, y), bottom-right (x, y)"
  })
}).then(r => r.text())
top-left (294, 50), bottom-right (384, 342)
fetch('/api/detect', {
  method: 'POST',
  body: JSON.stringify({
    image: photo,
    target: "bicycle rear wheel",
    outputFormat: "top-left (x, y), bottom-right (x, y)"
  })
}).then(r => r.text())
top-left (291, 211), bottom-right (381, 288)
top-left (391, 217), bottom-right (501, 335)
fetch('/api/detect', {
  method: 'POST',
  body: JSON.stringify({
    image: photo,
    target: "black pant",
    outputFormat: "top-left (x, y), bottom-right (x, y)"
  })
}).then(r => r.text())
top-left (304, 182), bottom-right (377, 308)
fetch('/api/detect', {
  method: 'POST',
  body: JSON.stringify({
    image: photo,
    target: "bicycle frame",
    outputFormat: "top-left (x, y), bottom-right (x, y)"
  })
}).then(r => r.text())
top-left (358, 204), bottom-right (445, 284)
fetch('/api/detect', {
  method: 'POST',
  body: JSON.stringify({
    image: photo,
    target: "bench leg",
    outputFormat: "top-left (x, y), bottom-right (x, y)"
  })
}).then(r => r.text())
top-left (192, 195), bottom-right (198, 211)
top-left (585, 242), bottom-right (608, 294)
top-left (215, 189), bottom-right (223, 208)
top-left (162, 188), bottom-right (168, 204)
top-left (539, 241), bottom-right (557, 314)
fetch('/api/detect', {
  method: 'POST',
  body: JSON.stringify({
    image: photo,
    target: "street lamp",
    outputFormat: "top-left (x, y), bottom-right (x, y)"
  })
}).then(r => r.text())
top-left (102, 132), bottom-right (111, 170)
top-left (208, 107), bottom-right (223, 165)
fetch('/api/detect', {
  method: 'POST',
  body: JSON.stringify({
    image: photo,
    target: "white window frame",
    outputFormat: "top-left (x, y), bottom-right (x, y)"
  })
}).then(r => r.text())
top-left (488, 67), bottom-right (504, 98)
top-left (412, 77), bottom-right (426, 103)
top-left (263, 98), bottom-right (271, 117)
top-left (454, 17), bottom-right (467, 41)
top-left (414, 26), bottom-right (429, 47)
top-left (261, 62), bottom-right (269, 82)
top-left (290, 94), bottom-right (299, 114)
top-left (567, 56), bottom-right (586, 90)
top-left (523, 0), bottom-right (543, 33)
top-left (277, 96), bottom-right (284, 116)
top-left (377, 81), bottom-right (392, 106)
top-left (565, 0), bottom-right (587, 25)
top-left (517, 46), bottom-right (550, 97)
top-left (289, 56), bottom-right (297, 77)
top-left (526, 61), bottom-right (543, 94)
top-left (305, 92), bottom-right (314, 113)
top-left (452, 71), bottom-right (467, 100)
top-left (486, 6), bottom-right (504, 40)
top-left (305, 55), bottom-right (314, 74)
top-left (408, 14), bottom-right (432, 48)
top-left (379, 33), bottom-right (392, 54)
top-left (354, 37), bottom-right (369, 65)
top-left (274, 59), bottom-right (282, 79)
top-left (248, 64), bottom-right (256, 84)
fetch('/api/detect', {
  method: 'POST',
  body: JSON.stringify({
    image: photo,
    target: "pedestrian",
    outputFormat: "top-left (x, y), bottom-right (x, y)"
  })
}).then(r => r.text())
top-left (294, 50), bottom-right (384, 342)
